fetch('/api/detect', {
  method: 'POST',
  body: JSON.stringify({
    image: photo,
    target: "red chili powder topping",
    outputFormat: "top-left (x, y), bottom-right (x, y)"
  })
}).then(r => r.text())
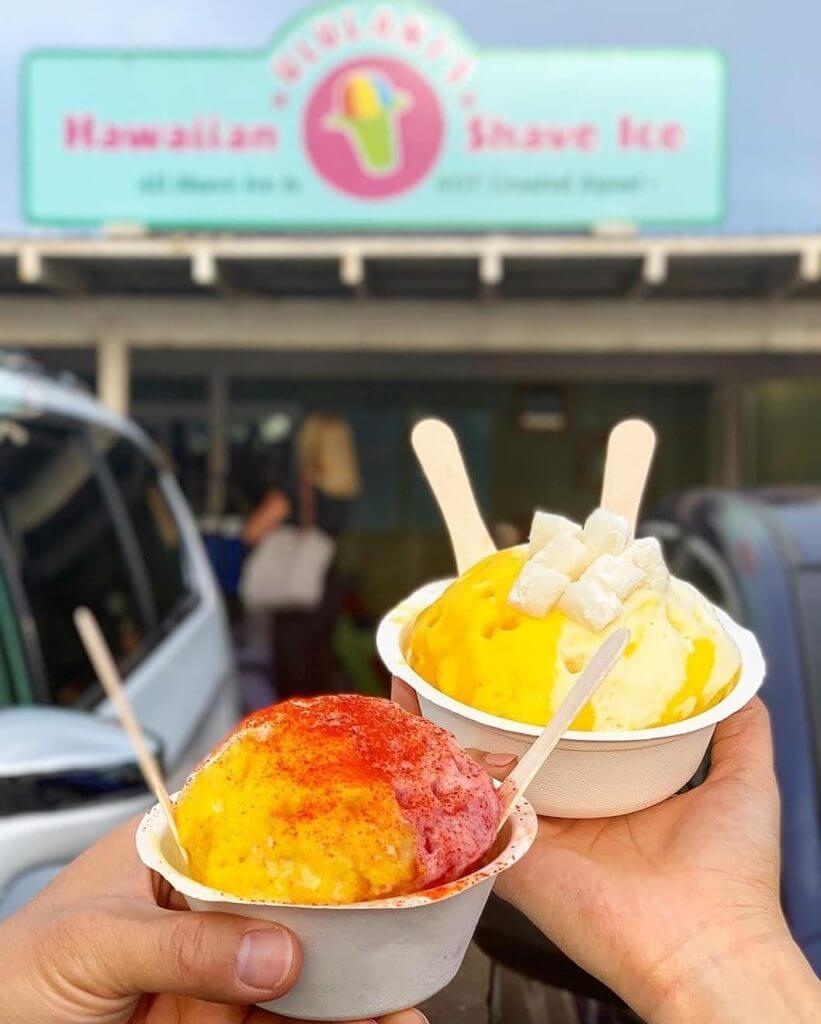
top-left (226, 694), bottom-right (500, 889)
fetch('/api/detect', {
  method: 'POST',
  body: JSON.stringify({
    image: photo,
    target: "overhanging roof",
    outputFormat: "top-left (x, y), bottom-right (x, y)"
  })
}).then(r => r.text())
top-left (1, 233), bottom-right (821, 300)
top-left (4, 234), bottom-right (821, 360)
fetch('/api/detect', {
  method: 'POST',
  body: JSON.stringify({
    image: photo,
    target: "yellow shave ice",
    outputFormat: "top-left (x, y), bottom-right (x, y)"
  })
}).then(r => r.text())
top-left (408, 511), bottom-right (741, 732)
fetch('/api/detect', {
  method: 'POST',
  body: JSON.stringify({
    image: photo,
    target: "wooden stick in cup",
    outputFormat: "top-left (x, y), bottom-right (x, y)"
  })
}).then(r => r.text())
top-left (73, 607), bottom-right (188, 867)
top-left (496, 627), bottom-right (630, 831)
top-left (411, 418), bottom-right (496, 575)
top-left (600, 419), bottom-right (657, 537)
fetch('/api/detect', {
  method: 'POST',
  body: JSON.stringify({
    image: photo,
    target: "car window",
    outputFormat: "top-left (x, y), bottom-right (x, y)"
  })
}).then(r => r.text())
top-left (669, 537), bottom-right (741, 616)
top-left (0, 562), bottom-right (32, 707)
top-left (0, 416), bottom-right (146, 706)
top-left (93, 431), bottom-right (193, 627)
top-left (675, 549), bottom-right (726, 608)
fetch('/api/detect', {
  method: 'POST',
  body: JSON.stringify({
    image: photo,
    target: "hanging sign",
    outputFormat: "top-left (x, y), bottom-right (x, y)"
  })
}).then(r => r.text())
top-left (22, 2), bottom-right (726, 230)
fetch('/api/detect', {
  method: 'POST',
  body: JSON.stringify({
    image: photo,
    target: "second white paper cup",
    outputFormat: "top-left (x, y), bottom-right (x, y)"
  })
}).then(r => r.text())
top-left (377, 578), bottom-right (767, 818)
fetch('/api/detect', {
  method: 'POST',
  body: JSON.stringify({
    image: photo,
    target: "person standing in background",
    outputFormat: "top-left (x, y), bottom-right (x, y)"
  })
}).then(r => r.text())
top-left (243, 413), bottom-right (361, 700)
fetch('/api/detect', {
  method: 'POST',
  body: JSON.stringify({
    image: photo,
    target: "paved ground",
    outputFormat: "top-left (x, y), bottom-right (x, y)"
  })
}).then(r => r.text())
top-left (418, 944), bottom-right (584, 1024)
top-left (419, 944), bottom-right (491, 1023)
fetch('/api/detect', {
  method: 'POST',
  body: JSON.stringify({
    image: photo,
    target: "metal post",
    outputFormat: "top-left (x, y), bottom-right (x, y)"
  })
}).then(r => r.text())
top-left (96, 337), bottom-right (130, 416)
top-left (714, 381), bottom-right (743, 488)
top-left (207, 369), bottom-right (228, 516)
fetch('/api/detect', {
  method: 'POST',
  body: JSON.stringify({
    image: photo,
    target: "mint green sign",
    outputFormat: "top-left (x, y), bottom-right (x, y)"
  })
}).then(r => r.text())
top-left (22, 1), bottom-right (726, 230)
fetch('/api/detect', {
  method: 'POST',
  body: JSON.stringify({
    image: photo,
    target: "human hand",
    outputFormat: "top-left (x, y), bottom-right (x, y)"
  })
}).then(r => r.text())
top-left (393, 680), bottom-right (820, 1023)
top-left (494, 698), bottom-right (820, 1023)
top-left (0, 816), bottom-right (426, 1024)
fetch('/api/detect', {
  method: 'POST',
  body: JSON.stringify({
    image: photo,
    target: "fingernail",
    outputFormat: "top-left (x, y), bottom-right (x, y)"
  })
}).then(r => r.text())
top-left (236, 927), bottom-right (294, 991)
top-left (485, 752), bottom-right (516, 767)
top-left (410, 1012), bottom-right (430, 1024)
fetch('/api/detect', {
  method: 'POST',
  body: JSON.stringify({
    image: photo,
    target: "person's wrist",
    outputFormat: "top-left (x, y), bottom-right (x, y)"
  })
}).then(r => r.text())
top-left (641, 918), bottom-right (819, 1024)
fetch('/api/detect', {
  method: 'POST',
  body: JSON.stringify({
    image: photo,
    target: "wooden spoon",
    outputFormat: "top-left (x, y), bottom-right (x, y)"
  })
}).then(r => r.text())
top-left (74, 607), bottom-right (188, 867)
top-left (411, 418), bottom-right (496, 574)
top-left (496, 627), bottom-right (630, 831)
top-left (600, 419), bottom-right (657, 537)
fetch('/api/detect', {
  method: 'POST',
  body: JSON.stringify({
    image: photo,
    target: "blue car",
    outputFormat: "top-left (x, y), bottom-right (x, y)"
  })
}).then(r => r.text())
top-left (644, 489), bottom-right (821, 973)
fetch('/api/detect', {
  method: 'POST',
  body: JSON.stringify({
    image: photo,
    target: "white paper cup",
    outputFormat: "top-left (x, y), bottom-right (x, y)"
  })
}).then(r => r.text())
top-left (136, 794), bottom-right (537, 1022)
top-left (377, 578), bottom-right (767, 818)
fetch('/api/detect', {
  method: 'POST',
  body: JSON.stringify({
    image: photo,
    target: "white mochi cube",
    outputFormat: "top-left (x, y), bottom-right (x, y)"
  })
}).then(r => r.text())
top-left (533, 532), bottom-right (592, 579)
top-left (559, 578), bottom-right (623, 632)
top-left (624, 537), bottom-right (670, 591)
top-left (582, 508), bottom-right (630, 557)
top-left (528, 510), bottom-right (583, 556)
top-left (582, 554), bottom-right (645, 600)
top-left (508, 561), bottom-right (570, 618)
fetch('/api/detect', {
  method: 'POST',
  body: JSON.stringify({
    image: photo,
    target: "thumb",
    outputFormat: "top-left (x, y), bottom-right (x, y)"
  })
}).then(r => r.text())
top-left (391, 676), bottom-right (421, 716)
top-left (80, 905), bottom-right (302, 1004)
top-left (466, 748), bottom-right (518, 781)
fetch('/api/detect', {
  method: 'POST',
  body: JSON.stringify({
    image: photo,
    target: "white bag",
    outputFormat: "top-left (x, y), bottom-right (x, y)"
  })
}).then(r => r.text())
top-left (239, 525), bottom-right (335, 613)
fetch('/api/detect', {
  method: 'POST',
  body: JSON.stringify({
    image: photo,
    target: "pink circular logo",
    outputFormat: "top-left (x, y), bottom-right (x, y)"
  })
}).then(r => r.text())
top-left (304, 56), bottom-right (444, 200)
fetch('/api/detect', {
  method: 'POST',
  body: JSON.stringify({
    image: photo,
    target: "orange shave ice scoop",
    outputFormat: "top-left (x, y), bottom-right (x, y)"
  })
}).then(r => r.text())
top-left (175, 694), bottom-right (500, 904)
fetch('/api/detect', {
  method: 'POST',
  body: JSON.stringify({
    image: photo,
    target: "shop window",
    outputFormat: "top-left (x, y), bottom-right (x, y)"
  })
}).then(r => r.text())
top-left (347, 409), bottom-right (403, 531)
top-left (408, 410), bottom-right (491, 529)
top-left (0, 417), bottom-right (146, 706)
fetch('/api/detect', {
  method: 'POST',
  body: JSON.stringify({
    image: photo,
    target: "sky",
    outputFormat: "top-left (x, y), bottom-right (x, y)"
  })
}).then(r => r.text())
top-left (2, 0), bottom-right (820, 235)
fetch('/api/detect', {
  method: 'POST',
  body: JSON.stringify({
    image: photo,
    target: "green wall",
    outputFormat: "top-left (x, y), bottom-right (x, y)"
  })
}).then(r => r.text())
top-left (746, 380), bottom-right (821, 485)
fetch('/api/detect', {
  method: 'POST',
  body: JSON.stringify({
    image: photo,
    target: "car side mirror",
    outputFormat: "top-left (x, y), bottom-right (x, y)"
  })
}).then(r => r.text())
top-left (0, 707), bottom-right (161, 816)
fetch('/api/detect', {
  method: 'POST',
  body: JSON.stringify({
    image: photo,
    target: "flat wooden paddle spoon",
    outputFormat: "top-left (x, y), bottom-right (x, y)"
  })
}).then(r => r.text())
top-left (74, 606), bottom-right (189, 867)
top-left (600, 418), bottom-right (657, 537)
top-left (411, 418), bottom-right (496, 574)
top-left (496, 627), bottom-right (630, 831)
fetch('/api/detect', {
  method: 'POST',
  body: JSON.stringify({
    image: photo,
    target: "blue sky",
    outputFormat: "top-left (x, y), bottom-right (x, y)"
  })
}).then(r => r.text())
top-left (3, 0), bottom-right (820, 234)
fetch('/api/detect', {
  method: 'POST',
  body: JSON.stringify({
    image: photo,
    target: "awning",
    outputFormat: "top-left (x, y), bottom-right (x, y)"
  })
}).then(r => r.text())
top-left (3, 233), bottom-right (821, 300)
top-left (1, 235), bottom-right (821, 371)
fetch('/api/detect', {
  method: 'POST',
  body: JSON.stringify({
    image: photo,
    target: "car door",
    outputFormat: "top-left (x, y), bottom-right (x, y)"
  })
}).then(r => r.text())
top-left (0, 413), bottom-right (159, 915)
top-left (0, 411), bottom-right (238, 915)
top-left (87, 425), bottom-right (239, 786)
top-left (0, 413), bottom-right (152, 710)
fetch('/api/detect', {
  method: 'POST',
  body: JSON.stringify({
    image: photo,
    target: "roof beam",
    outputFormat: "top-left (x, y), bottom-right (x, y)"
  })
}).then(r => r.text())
top-left (339, 248), bottom-right (366, 297)
top-left (4, 296), bottom-right (821, 353)
top-left (5, 233), bottom-right (821, 265)
top-left (629, 247), bottom-right (668, 299)
top-left (190, 246), bottom-right (241, 295)
top-left (770, 246), bottom-right (821, 299)
top-left (479, 248), bottom-right (504, 299)
top-left (17, 247), bottom-right (88, 294)
top-left (39, 345), bottom-right (821, 385)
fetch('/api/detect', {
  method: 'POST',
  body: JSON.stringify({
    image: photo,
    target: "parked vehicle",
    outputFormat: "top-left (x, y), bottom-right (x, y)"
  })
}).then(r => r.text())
top-left (0, 356), bottom-right (239, 918)
top-left (643, 488), bottom-right (821, 973)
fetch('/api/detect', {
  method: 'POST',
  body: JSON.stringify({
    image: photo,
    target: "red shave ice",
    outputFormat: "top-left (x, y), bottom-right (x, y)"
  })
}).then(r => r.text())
top-left (369, 697), bottom-right (501, 888)
top-left (176, 693), bottom-right (501, 903)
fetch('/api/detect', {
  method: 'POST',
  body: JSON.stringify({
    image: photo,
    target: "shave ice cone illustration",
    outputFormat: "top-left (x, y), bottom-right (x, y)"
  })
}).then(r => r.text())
top-left (325, 68), bottom-right (411, 175)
